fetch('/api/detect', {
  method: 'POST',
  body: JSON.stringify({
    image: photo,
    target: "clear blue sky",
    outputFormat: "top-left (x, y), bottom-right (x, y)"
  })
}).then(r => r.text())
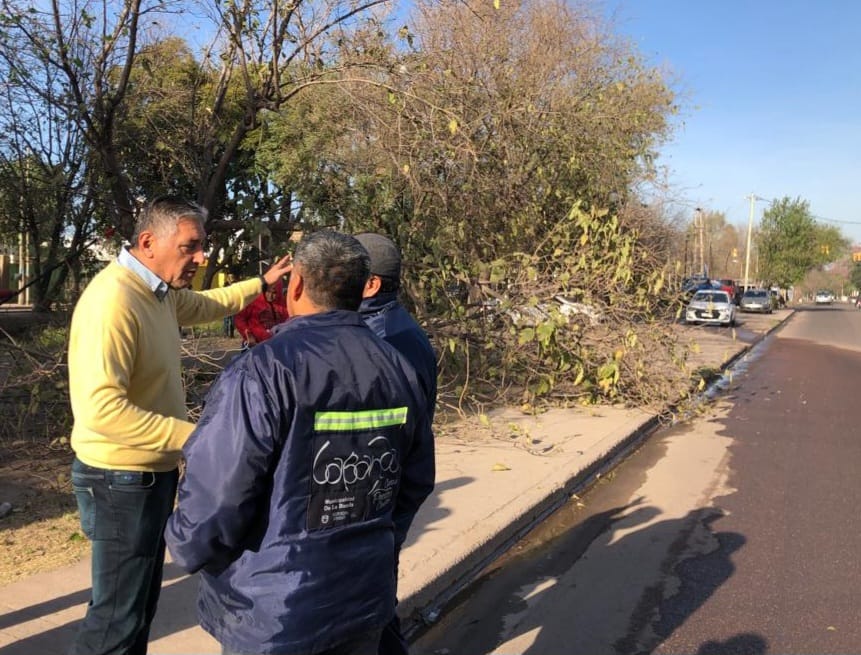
top-left (606, 0), bottom-right (861, 242)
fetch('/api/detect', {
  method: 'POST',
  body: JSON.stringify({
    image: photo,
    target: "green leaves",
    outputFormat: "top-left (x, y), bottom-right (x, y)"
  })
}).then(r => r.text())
top-left (757, 196), bottom-right (849, 287)
top-left (596, 360), bottom-right (620, 395)
top-left (518, 327), bottom-right (534, 345)
top-left (535, 321), bottom-right (555, 345)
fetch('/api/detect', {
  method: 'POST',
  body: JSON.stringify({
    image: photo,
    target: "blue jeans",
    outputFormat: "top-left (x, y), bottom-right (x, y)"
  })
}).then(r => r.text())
top-left (69, 458), bottom-right (179, 655)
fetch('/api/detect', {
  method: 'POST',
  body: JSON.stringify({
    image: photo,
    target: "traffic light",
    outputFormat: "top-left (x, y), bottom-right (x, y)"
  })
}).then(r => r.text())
top-left (853, 252), bottom-right (861, 263)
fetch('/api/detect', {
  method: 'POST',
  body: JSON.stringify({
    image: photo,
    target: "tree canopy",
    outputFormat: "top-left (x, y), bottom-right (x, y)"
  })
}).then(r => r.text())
top-left (757, 196), bottom-right (848, 288)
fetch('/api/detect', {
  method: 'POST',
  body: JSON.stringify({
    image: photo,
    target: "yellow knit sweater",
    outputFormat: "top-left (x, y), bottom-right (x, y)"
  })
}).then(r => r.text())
top-left (68, 262), bottom-right (262, 471)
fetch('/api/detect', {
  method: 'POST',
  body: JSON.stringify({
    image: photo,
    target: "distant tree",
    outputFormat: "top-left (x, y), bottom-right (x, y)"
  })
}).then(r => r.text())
top-left (758, 197), bottom-right (848, 288)
top-left (700, 211), bottom-right (744, 279)
top-left (851, 263), bottom-right (861, 293)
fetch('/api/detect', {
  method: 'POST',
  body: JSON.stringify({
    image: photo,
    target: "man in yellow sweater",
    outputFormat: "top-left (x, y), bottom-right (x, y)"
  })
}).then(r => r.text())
top-left (67, 196), bottom-right (292, 655)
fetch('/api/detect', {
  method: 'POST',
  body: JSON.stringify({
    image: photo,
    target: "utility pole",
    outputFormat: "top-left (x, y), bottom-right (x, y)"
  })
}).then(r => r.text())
top-left (694, 207), bottom-right (704, 275)
top-left (743, 193), bottom-right (755, 291)
top-left (743, 193), bottom-right (770, 291)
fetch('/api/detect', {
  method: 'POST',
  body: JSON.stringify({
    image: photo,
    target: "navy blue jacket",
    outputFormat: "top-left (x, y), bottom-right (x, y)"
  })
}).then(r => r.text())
top-left (164, 310), bottom-right (435, 654)
top-left (359, 292), bottom-right (437, 421)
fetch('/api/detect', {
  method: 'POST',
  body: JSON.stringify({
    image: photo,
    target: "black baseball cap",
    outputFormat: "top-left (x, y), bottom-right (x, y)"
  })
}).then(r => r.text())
top-left (354, 233), bottom-right (401, 280)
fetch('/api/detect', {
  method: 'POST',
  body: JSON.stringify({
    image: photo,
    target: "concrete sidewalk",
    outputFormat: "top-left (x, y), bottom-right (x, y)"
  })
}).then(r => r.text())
top-left (0, 310), bottom-right (793, 655)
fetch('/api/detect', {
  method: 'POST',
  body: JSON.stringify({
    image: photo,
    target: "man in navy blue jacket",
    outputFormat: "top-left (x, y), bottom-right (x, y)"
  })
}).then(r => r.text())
top-left (355, 233), bottom-right (437, 421)
top-left (354, 233), bottom-right (437, 655)
top-left (165, 231), bottom-right (435, 655)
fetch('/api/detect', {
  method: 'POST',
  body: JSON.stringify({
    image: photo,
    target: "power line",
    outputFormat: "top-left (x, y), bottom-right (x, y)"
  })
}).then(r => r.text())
top-left (810, 214), bottom-right (861, 227)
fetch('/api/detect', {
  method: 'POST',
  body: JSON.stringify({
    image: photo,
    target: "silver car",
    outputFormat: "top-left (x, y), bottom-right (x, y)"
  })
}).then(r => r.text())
top-left (740, 289), bottom-right (773, 314)
top-left (685, 290), bottom-right (736, 327)
top-left (814, 290), bottom-right (833, 305)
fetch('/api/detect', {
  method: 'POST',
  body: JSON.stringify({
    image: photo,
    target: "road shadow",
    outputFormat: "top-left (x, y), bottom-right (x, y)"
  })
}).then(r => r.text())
top-left (412, 501), bottom-right (758, 655)
top-left (618, 510), bottom-right (752, 654)
top-left (521, 506), bottom-right (753, 655)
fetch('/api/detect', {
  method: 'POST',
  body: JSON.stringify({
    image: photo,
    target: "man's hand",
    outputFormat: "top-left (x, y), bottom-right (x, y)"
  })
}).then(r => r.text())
top-left (262, 254), bottom-right (293, 287)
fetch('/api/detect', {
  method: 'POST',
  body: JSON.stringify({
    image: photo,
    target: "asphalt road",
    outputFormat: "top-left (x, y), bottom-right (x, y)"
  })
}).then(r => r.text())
top-left (413, 304), bottom-right (861, 655)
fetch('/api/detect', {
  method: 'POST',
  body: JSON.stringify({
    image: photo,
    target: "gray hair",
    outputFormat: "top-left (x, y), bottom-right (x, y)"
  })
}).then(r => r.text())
top-left (294, 231), bottom-right (370, 311)
top-left (132, 196), bottom-right (208, 242)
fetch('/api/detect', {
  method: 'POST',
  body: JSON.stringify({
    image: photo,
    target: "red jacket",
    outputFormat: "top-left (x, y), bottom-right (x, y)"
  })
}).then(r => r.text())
top-left (234, 281), bottom-right (289, 344)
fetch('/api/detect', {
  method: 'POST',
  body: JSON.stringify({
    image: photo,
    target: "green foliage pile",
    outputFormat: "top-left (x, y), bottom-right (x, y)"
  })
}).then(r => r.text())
top-left (413, 204), bottom-right (691, 410)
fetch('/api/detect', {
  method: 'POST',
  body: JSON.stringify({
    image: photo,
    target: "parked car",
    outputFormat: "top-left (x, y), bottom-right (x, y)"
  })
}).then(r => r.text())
top-left (681, 275), bottom-right (714, 300)
top-left (814, 290), bottom-right (834, 305)
top-left (739, 288), bottom-right (773, 314)
top-left (718, 278), bottom-right (741, 304)
top-left (685, 289), bottom-right (736, 327)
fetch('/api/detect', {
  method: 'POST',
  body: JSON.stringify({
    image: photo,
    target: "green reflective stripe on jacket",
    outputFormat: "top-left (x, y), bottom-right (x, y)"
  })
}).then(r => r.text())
top-left (314, 407), bottom-right (409, 432)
